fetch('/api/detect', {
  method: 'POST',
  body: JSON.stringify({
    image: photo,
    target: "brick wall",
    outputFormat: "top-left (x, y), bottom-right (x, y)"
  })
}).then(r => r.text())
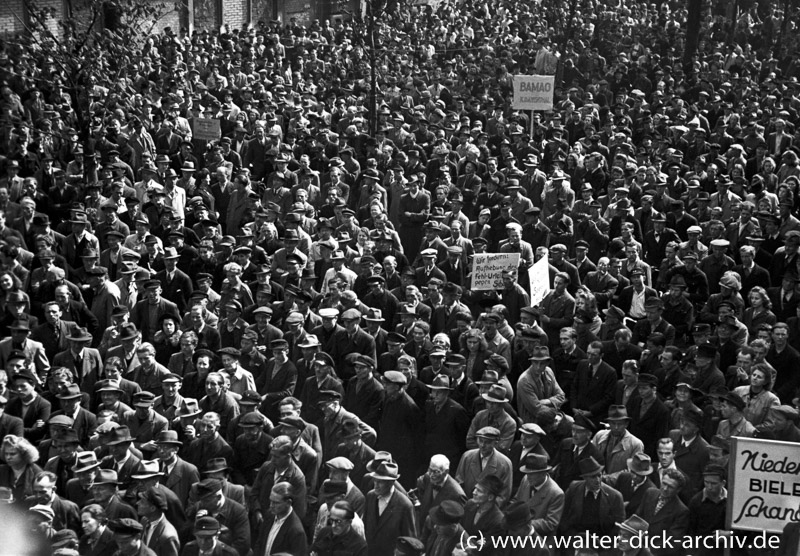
top-left (0, 0), bottom-right (26, 36)
top-left (222, 0), bottom-right (250, 29)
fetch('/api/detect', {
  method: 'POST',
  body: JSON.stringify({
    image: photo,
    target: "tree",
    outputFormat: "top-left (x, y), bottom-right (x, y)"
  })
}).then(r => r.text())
top-left (13, 0), bottom-right (178, 145)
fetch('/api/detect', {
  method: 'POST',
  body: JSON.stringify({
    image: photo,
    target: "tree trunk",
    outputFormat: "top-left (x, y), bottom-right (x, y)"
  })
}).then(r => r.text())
top-left (684, 0), bottom-right (703, 65)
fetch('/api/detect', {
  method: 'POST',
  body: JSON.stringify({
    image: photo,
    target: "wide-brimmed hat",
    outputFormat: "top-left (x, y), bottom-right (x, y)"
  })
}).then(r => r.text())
top-left (131, 460), bottom-right (163, 480)
top-left (72, 451), bottom-right (101, 473)
top-left (627, 453), bottom-right (654, 476)
top-left (202, 458), bottom-right (231, 474)
top-left (529, 346), bottom-right (550, 361)
top-left (481, 383), bottom-right (507, 403)
top-left (519, 453), bottom-right (552, 473)
top-left (66, 327), bottom-right (92, 342)
top-left (57, 384), bottom-right (83, 400)
top-left (94, 469), bottom-right (120, 485)
top-left (578, 456), bottom-right (603, 476)
top-left (606, 405), bottom-right (631, 421)
top-left (106, 426), bottom-right (134, 445)
top-left (179, 398), bottom-right (202, 417)
top-left (369, 461), bottom-right (400, 481)
top-left (154, 430), bottom-right (182, 446)
top-left (429, 500), bottom-right (464, 525)
top-left (616, 514), bottom-right (649, 535)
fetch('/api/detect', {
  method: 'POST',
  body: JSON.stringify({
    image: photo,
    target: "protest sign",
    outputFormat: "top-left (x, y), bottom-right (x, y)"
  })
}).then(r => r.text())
top-left (727, 436), bottom-right (800, 533)
top-left (512, 75), bottom-right (555, 111)
top-left (193, 118), bottom-right (221, 141)
top-left (528, 256), bottom-right (551, 306)
top-left (471, 253), bottom-right (520, 291)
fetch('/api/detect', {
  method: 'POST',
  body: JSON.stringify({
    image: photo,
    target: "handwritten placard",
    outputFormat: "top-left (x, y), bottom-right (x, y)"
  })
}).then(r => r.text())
top-left (471, 253), bottom-right (520, 291)
top-left (727, 436), bottom-right (800, 533)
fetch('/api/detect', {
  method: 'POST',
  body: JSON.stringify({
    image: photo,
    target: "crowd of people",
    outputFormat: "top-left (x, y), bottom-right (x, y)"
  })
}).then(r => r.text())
top-left (0, 0), bottom-right (800, 554)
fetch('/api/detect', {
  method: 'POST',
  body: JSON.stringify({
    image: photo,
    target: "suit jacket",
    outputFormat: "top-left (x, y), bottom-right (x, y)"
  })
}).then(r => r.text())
top-left (6, 394), bottom-right (51, 440)
top-left (601, 340), bottom-right (643, 375)
top-left (256, 359), bottom-right (297, 424)
top-left (733, 264), bottom-right (772, 292)
top-left (424, 398), bottom-right (470, 466)
top-left (53, 347), bottom-right (104, 385)
top-left (51, 407), bottom-right (97, 446)
top-left (144, 515), bottom-right (180, 556)
top-left (130, 298), bottom-right (181, 341)
top-left (511, 475), bottom-right (564, 535)
top-left (592, 429), bottom-right (645, 474)
top-left (605, 471), bottom-right (657, 518)
top-left (637, 488), bottom-right (689, 555)
top-left (455, 448), bottom-right (513, 501)
top-left (668, 430), bottom-right (710, 501)
top-left (583, 271), bottom-right (619, 309)
top-left (461, 499), bottom-right (504, 539)
top-left (79, 526), bottom-right (116, 556)
top-left (319, 406), bottom-right (377, 461)
top-left (430, 301), bottom-right (471, 337)
top-left (338, 328), bottom-right (377, 381)
top-left (343, 376), bottom-right (385, 429)
top-left (570, 360), bottom-right (617, 420)
top-left (552, 438), bottom-right (600, 489)
top-left (627, 396), bottom-right (671, 459)
top-left (186, 497), bottom-right (250, 556)
top-left (414, 473), bottom-right (467, 529)
top-left (363, 488), bottom-right (416, 556)
top-left (256, 509), bottom-right (308, 556)
top-left (768, 131), bottom-right (793, 157)
top-left (30, 320), bottom-right (78, 361)
top-left (183, 435), bottom-right (234, 475)
top-left (249, 459), bottom-right (308, 519)
top-left (0, 413), bottom-right (24, 439)
top-left (560, 481), bottom-right (625, 537)
top-left (617, 286), bottom-right (658, 317)
top-left (105, 345), bottom-right (142, 375)
top-left (161, 457), bottom-right (199, 507)
top-left (0, 337), bottom-right (49, 380)
top-left (100, 452), bottom-right (141, 490)
top-left (156, 268), bottom-right (194, 313)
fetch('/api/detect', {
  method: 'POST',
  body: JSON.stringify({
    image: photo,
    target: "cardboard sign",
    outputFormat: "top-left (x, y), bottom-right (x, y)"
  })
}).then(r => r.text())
top-left (471, 253), bottom-right (520, 291)
top-left (528, 256), bottom-right (551, 306)
top-left (193, 118), bottom-right (221, 141)
top-left (727, 436), bottom-right (800, 533)
top-left (512, 75), bottom-right (555, 111)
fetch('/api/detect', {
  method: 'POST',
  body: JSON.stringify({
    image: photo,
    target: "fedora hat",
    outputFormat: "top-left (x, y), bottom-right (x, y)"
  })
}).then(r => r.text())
top-left (365, 452), bottom-right (394, 473)
top-left (428, 374), bottom-right (453, 390)
top-left (179, 398), bottom-right (202, 417)
top-left (573, 413), bottom-right (599, 434)
top-left (154, 430), bottom-right (182, 446)
top-left (94, 469), bottom-right (120, 485)
top-left (429, 500), bottom-right (464, 526)
top-left (578, 456), bottom-right (604, 476)
top-left (369, 461), bottom-right (400, 481)
top-left (503, 501), bottom-right (532, 530)
top-left (529, 346), bottom-right (550, 361)
top-left (617, 514), bottom-right (649, 535)
top-left (481, 383), bottom-right (508, 403)
top-left (606, 405), bottom-right (631, 421)
top-left (519, 453), bottom-right (552, 473)
top-left (131, 460), bottom-right (163, 480)
top-left (57, 384), bottom-right (83, 400)
top-left (106, 425), bottom-right (134, 445)
top-left (202, 458), bottom-right (231, 474)
top-left (66, 327), bottom-right (92, 342)
top-left (71, 451), bottom-right (101, 473)
top-left (627, 453), bottom-right (654, 476)
top-left (118, 323), bottom-right (139, 341)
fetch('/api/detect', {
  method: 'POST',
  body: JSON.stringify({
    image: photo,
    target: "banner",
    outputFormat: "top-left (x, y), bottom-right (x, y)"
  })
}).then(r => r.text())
top-left (727, 436), bottom-right (800, 533)
top-left (193, 118), bottom-right (221, 141)
top-left (528, 256), bottom-right (551, 306)
top-left (471, 253), bottom-right (520, 291)
top-left (512, 75), bottom-right (555, 111)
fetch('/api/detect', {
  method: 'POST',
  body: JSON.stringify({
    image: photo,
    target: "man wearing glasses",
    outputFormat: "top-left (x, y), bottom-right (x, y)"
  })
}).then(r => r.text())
top-left (311, 499), bottom-right (367, 555)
